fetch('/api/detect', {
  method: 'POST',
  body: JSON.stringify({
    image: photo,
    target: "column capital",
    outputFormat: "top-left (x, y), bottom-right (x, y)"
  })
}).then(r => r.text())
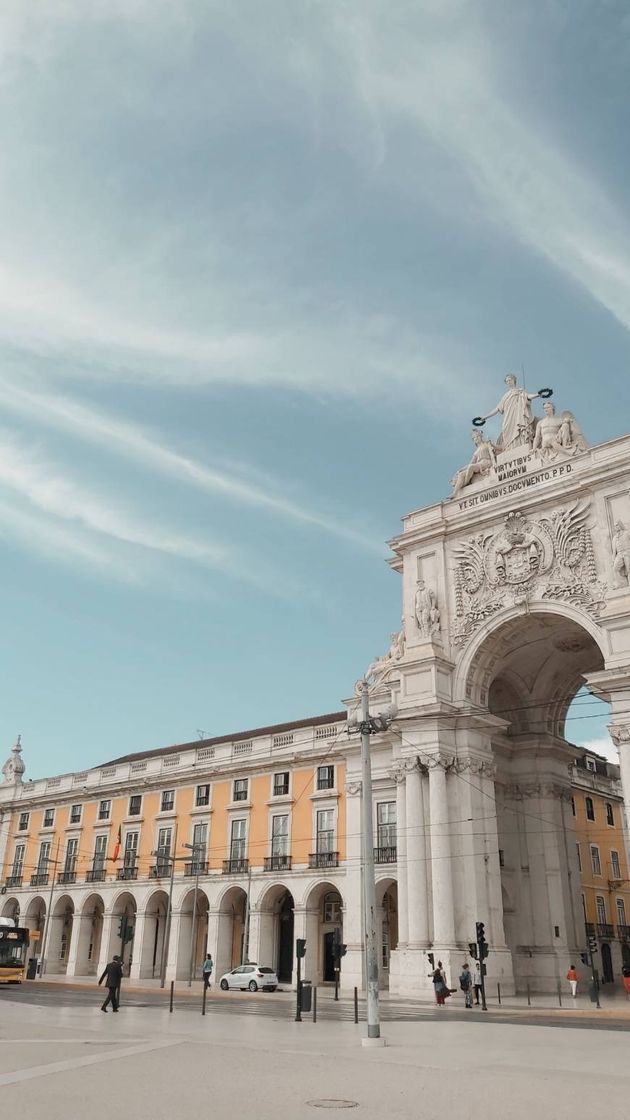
top-left (608, 723), bottom-right (630, 747)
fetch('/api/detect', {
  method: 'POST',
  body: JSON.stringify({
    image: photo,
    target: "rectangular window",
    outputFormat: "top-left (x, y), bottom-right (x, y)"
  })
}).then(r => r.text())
top-left (316, 809), bottom-right (334, 853)
top-left (617, 898), bottom-right (627, 927)
top-left (586, 758), bottom-right (596, 772)
top-left (606, 802), bottom-right (615, 827)
top-left (571, 797), bottom-right (576, 817)
top-left (591, 845), bottom-right (602, 876)
top-left (160, 790), bottom-right (175, 812)
top-left (273, 772), bottom-right (290, 797)
top-left (233, 778), bottom-right (248, 802)
top-left (576, 843), bottom-right (582, 872)
top-left (98, 800), bottom-right (111, 821)
top-left (230, 818), bottom-right (247, 861)
top-left (611, 850), bottom-right (621, 880)
top-left (377, 802), bottom-right (397, 849)
top-left (93, 834), bottom-right (108, 871)
top-left (124, 831), bottom-right (139, 866)
top-left (37, 840), bottom-right (51, 872)
top-left (585, 797), bottom-right (595, 822)
top-left (69, 804), bottom-right (82, 824)
top-left (64, 838), bottom-right (78, 873)
top-left (128, 795), bottom-right (142, 816)
top-left (271, 815), bottom-right (289, 857)
top-left (12, 843), bottom-right (25, 877)
top-left (195, 784), bottom-right (210, 807)
top-left (18, 811), bottom-right (30, 831)
top-left (156, 826), bottom-right (172, 873)
top-left (596, 895), bottom-right (607, 924)
top-left (191, 821), bottom-right (208, 869)
top-left (316, 765), bottom-right (335, 791)
top-left (43, 808), bottom-right (55, 828)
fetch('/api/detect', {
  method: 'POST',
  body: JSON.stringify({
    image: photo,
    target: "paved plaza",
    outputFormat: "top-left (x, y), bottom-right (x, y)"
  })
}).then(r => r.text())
top-left (1, 986), bottom-right (629, 1120)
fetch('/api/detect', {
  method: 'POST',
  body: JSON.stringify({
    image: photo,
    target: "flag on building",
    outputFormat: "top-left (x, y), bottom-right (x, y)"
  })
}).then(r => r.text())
top-left (112, 825), bottom-right (122, 862)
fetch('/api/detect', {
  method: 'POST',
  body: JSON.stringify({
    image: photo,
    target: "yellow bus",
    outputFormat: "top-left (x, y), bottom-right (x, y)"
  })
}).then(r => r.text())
top-left (0, 924), bottom-right (30, 984)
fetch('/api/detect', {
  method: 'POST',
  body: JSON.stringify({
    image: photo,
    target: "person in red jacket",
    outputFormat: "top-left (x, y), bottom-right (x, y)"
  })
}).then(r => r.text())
top-left (566, 965), bottom-right (578, 998)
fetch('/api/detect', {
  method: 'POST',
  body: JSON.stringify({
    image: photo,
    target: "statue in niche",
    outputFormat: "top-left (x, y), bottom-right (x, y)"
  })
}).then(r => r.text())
top-left (415, 580), bottom-right (441, 638)
top-left (612, 521), bottom-right (630, 587)
top-left (451, 430), bottom-right (497, 495)
top-left (476, 373), bottom-right (542, 452)
top-left (533, 401), bottom-right (588, 461)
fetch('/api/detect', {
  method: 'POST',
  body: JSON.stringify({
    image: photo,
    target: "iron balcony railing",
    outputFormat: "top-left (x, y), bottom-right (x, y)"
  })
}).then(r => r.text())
top-left (6, 875), bottom-right (22, 888)
top-left (264, 854), bottom-right (292, 872)
top-left (117, 865), bottom-right (138, 881)
top-left (222, 858), bottom-right (249, 875)
top-left (309, 851), bottom-right (339, 869)
top-left (184, 861), bottom-right (209, 876)
top-left (86, 868), bottom-right (106, 883)
top-left (618, 924), bottom-right (630, 940)
top-left (596, 922), bottom-right (615, 939)
top-left (374, 846), bottom-right (397, 864)
top-left (57, 871), bottom-right (77, 884)
top-left (30, 873), bottom-right (49, 887)
top-left (150, 863), bottom-right (171, 878)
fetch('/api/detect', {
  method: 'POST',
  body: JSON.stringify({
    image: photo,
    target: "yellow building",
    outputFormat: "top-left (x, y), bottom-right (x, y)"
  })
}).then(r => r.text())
top-left (571, 744), bottom-right (630, 983)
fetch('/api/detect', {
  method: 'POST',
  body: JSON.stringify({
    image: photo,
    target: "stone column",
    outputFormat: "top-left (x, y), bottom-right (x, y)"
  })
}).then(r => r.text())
top-left (165, 911), bottom-right (182, 981)
top-left (406, 760), bottom-right (429, 946)
top-left (429, 761), bottom-right (455, 946)
top-left (64, 910), bottom-right (83, 977)
top-left (129, 910), bottom-right (148, 980)
top-left (97, 912), bottom-right (115, 978)
top-left (393, 767), bottom-right (408, 947)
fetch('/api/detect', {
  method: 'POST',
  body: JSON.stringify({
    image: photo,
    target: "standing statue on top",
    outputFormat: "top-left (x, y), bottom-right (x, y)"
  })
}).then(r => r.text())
top-left (476, 373), bottom-right (542, 452)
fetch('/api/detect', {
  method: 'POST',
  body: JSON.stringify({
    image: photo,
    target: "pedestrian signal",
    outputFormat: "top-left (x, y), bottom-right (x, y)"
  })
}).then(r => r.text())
top-left (296, 938), bottom-right (306, 959)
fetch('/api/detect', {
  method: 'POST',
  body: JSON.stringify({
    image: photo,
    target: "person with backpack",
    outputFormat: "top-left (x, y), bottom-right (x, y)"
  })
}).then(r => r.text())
top-left (202, 952), bottom-right (214, 991)
top-left (459, 962), bottom-right (473, 1008)
top-left (566, 964), bottom-right (578, 998)
top-left (431, 961), bottom-right (450, 1006)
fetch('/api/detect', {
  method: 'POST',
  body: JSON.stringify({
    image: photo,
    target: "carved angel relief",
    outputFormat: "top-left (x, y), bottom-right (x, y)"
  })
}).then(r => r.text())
top-left (452, 500), bottom-right (605, 646)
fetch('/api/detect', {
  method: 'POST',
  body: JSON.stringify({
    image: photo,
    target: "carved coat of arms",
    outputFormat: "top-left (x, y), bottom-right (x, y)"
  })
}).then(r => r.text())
top-left (452, 501), bottom-right (605, 646)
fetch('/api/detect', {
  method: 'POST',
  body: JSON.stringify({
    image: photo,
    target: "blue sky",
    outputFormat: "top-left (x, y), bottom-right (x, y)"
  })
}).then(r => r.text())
top-left (1, 0), bottom-right (626, 778)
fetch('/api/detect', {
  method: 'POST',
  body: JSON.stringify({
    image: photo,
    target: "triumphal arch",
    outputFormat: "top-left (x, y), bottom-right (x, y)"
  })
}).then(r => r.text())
top-left (348, 375), bottom-right (630, 995)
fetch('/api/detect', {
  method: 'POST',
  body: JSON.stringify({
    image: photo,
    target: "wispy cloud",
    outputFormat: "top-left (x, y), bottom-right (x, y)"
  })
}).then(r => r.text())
top-left (0, 428), bottom-right (229, 569)
top-left (0, 377), bottom-right (380, 552)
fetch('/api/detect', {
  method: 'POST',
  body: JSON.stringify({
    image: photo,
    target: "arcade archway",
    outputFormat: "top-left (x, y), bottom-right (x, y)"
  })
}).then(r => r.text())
top-left (257, 884), bottom-right (294, 983)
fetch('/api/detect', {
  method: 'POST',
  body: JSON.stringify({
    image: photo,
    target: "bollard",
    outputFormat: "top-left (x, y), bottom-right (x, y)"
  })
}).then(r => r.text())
top-left (557, 979), bottom-right (562, 1007)
top-left (526, 981), bottom-right (531, 1007)
top-left (169, 980), bottom-right (174, 1013)
top-left (353, 986), bottom-right (359, 1024)
top-left (202, 985), bottom-right (207, 1017)
top-left (313, 986), bottom-right (317, 1023)
top-left (497, 982), bottom-right (501, 1006)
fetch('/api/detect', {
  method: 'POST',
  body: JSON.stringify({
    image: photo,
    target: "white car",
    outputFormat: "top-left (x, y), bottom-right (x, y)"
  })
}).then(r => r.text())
top-left (219, 963), bottom-right (278, 992)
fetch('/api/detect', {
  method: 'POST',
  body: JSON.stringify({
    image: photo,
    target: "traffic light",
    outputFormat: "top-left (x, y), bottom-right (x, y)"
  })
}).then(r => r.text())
top-left (427, 953), bottom-right (434, 968)
top-left (118, 916), bottom-right (125, 939)
top-left (476, 921), bottom-right (489, 958)
top-left (468, 942), bottom-right (478, 960)
top-left (580, 952), bottom-right (589, 965)
top-left (296, 938), bottom-right (306, 959)
top-left (123, 923), bottom-right (134, 945)
top-left (588, 935), bottom-right (598, 955)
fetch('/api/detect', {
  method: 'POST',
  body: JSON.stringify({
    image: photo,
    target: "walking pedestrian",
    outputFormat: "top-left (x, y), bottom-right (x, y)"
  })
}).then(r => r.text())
top-left (431, 960), bottom-right (450, 1006)
top-left (202, 953), bottom-right (214, 991)
top-left (99, 954), bottom-right (123, 1013)
top-left (566, 964), bottom-right (578, 998)
top-left (473, 959), bottom-right (482, 1006)
top-left (621, 962), bottom-right (630, 996)
top-left (459, 962), bottom-right (473, 1008)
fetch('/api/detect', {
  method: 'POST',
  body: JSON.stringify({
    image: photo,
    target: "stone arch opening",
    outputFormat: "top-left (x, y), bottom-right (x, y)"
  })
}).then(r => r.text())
top-left (214, 885), bottom-right (247, 981)
top-left (257, 883), bottom-right (294, 983)
top-left (139, 889), bottom-right (169, 979)
top-left (23, 896), bottom-right (46, 968)
top-left (46, 894), bottom-right (75, 975)
top-left (376, 878), bottom-right (398, 987)
top-left (461, 608), bottom-right (607, 992)
top-left (1, 896), bottom-right (20, 923)
top-left (75, 893), bottom-right (105, 976)
top-left (302, 881), bottom-right (344, 985)
top-left (176, 888), bottom-right (209, 981)
top-left (103, 891), bottom-right (137, 973)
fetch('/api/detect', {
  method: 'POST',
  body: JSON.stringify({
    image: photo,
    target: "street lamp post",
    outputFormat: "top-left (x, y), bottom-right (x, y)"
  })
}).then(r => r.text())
top-left (349, 682), bottom-right (395, 1047)
top-left (184, 841), bottom-right (201, 987)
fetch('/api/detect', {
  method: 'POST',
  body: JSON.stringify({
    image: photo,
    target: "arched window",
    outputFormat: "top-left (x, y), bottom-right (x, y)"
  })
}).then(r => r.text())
top-left (585, 796), bottom-right (595, 822)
